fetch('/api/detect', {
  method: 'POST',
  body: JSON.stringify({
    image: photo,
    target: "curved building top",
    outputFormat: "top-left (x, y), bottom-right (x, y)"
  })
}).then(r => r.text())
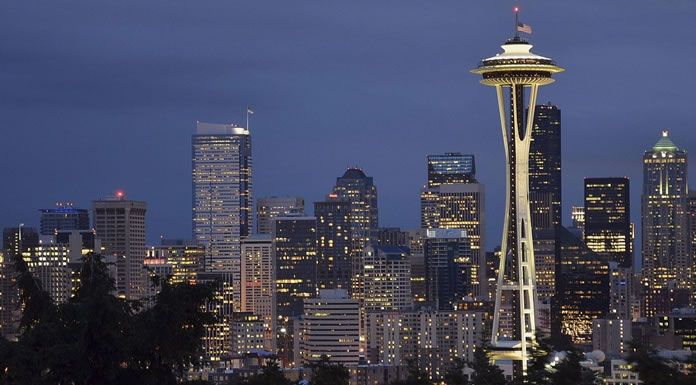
top-left (471, 37), bottom-right (564, 85)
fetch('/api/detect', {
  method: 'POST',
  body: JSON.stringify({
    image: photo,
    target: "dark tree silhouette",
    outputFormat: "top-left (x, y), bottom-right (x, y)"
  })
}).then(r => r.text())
top-left (469, 344), bottom-right (506, 385)
top-left (0, 253), bottom-right (215, 385)
top-left (308, 355), bottom-right (350, 385)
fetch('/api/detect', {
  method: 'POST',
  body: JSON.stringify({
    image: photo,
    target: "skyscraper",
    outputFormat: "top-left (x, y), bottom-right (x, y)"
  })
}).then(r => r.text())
top-left (427, 152), bottom-right (476, 186)
top-left (192, 121), bottom-right (253, 310)
top-left (93, 194), bottom-right (147, 300)
top-left (528, 103), bottom-right (562, 231)
top-left (584, 177), bottom-right (632, 268)
top-left (331, 168), bottom-right (378, 297)
top-left (256, 197), bottom-right (305, 235)
top-left (642, 131), bottom-right (690, 317)
top-left (420, 154), bottom-right (486, 299)
top-left (272, 215), bottom-right (317, 366)
top-left (273, 215), bottom-right (318, 319)
top-left (38, 202), bottom-right (90, 236)
top-left (472, 27), bottom-right (563, 371)
top-left (552, 226), bottom-right (609, 347)
top-left (423, 229), bottom-right (475, 310)
top-left (240, 234), bottom-right (275, 351)
top-left (314, 198), bottom-right (352, 291)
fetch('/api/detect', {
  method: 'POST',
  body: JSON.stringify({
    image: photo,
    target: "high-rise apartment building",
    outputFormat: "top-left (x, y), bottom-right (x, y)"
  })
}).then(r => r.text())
top-left (192, 122), bottom-right (253, 310)
top-left (93, 194), bottom-right (147, 300)
top-left (423, 229), bottom-right (475, 309)
top-left (528, 103), bottom-right (562, 231)
top-left (377, 227), bottom-right (409, 248)
top-left (314, 198), bottom-right (352, 291)
top-left (39, 202), bottom-right (90, 235)
top-left (240, 234), bottom-right (275, 351)
top-left (331, 168), bottom-right (378, 296)
top-left (299, 289), bottom-right (360, 366)
top-left (642, 131), bottom-right (690, 317)
top-left (365, 309), bottom-right (487, 379)
top-left (584, 177), bottom-right (632, 268)
top-left (256, 197), bottom-right (304, 235)
top-left (361, 245), bottom-right (412, 312)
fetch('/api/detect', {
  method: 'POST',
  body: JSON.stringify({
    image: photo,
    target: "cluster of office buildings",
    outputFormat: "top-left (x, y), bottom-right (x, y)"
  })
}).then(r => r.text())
top-left (1, 110), bottom-right (695, 384)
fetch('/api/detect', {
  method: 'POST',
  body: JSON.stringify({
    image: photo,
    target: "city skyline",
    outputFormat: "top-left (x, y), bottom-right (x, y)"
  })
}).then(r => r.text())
top-left (2, 1), bottom-right (696, 268)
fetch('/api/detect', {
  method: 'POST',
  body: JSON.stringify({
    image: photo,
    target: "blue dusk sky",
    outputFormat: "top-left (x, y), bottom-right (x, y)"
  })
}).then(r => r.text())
top-left (2, 1), bottom-right (695, 267)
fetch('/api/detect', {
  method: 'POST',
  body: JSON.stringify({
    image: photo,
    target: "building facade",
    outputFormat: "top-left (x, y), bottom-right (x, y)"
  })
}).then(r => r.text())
top-left (240, 234), bottom-right (275, 351)
top-left (192, 122), bottom-right (253, 310)
top-left (584, 177), bottom-right (632, 268)
top-left (361, 245), bottom-right (412, 312)
top-left (256, 197), bottom-right (304, 235)
top-left (39, 202), bottom-right (90, 235)
top-left (423, 229), bottom-right (475, 310)
top-left (299, 289), bottom-right (360, 366)
top-left (314, 199), bottom-right (352, 291)
top-left (528, 103), bottom-right (562, 231)
top-left (93, 195), bottom-right (147, 300)
top-left (642, 131), bottom-right (690, 317)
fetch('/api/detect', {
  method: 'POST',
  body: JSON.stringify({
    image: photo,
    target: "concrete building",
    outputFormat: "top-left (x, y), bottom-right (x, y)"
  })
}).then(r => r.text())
top-left (365, 309), bottom-right (487, 380)
top-left (256, 197), bottom-right (304, 235)
top-left (299, 289), bottom-right (360, 366)
top-left (241, 234), bottom-right (275, 351)
top-left (592, 318), bottom-right (632, 357)
top-left (231, 312), bottom-right (266, 355)
top-left (361, 245), bottom-right (412, 312)
top-left (93, 194), bottom-right (147, 300)
top-left (197, 271), bottom-right (235, 364)
top-left (192, 122), bottom-right (253, 311)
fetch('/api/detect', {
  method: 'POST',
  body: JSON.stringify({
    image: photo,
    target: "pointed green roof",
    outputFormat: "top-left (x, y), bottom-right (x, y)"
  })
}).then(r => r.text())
top-left (653, 130), bottom-right (678, 151)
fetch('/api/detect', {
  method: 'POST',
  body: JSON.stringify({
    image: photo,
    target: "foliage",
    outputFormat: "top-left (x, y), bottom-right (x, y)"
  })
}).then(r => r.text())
top-left (307, 355), bottom-right (349, 385)
top-left (237, 356), bottom-right (296, 385)
top-left (442, 358), bottom-right (468, 385)
top-left (469, 344), bottom-right (506, 385)
top-left (625, 343), bottom-right (693, 385)
top-left (549, 348), bottom-right (598, 385)
top-left (0, 253), bottom-right (215, 385)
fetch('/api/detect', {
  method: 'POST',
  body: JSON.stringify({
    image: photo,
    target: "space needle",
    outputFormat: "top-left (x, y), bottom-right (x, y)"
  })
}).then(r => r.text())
top-left (471, 8), bottom-right (563, 374)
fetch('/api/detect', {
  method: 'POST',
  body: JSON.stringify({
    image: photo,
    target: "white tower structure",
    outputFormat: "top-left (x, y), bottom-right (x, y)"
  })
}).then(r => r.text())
top-left (471, 15), bottom-right (563, 373)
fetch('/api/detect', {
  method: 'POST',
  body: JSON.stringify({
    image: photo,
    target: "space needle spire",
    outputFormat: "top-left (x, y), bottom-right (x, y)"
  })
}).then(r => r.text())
top-left (471, 8), bottom-right (563, 375)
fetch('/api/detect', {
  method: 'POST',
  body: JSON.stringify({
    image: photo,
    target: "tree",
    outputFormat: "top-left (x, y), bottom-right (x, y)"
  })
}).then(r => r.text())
top-left (240, 356), bottom-right (295, 385)
top-left (0, 253), bottom-right (215, 385)
top-left (549, 348), bottom-right (598, 385)
top-left (469, 344), bottom-right (506, 385)
top-left (308, 355), bottom-right (349, 385)
top-left (442, 358), bottom-right (469, 385)
top-left (625, 343), bottom-right (692, 385)
top-left (519, 332), bottom-right (553, 385)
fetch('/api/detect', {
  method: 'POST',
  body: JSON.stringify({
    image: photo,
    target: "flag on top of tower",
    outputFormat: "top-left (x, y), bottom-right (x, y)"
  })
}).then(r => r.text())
top-left (247, 107), bottom-right (254, 115)
top-left (517, 22), bottom-right (532, 34)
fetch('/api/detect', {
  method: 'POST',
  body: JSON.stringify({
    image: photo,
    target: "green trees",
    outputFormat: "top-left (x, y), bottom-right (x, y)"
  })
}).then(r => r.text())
top-left (625, 344), bottom-right (693, 385)
top-left (0, 253), bottom-right (214, 385)
top-left (307, 355), bottom-right (350, 385)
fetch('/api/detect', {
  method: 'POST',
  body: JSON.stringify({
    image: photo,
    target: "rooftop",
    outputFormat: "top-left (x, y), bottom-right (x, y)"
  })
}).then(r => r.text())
top-left (652, 130), bottom-right (679, 152)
